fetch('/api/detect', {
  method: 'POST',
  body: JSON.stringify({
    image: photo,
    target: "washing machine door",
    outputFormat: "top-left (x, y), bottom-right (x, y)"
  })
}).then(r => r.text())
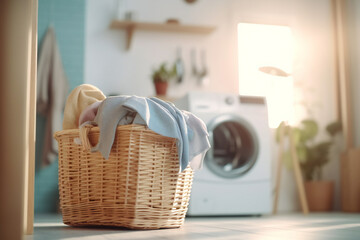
top-left (206, 114), bottom-right (259, 178)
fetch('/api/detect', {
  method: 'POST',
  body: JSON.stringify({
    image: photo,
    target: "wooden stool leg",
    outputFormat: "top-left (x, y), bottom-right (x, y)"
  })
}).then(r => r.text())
top-left (273, 124), bottom-right (285, 214)
top-left (289, 127), bottom-right (309, 214)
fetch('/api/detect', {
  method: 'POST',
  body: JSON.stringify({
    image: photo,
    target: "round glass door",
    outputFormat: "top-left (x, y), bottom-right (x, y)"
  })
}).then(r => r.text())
top-left (205, 115), bottom-right (259, 178)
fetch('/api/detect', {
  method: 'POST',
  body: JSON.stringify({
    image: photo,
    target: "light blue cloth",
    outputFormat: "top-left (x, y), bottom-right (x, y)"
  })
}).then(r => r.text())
top-left (91, 96), bottom-right (184, 170)
top-left (88, 95), bottom-right (210, 172)
top-left (150, 98), bottom-right (210, 170)
top-left (150, 97), bottom-right (192, 170)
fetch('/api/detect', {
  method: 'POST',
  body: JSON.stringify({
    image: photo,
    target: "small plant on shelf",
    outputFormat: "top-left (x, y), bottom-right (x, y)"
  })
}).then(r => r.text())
top-left (151, 63), bottom-right (176, 96)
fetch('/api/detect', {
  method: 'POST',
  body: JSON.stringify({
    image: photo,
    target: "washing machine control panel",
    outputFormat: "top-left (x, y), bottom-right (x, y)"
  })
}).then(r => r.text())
top-left (239, 96), bottom-right (266, 105)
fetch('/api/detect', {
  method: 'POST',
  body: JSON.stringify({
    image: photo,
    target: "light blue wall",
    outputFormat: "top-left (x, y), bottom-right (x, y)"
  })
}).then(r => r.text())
top-left (38, 0), bottom-right (85, 90)
top-left (35, 0), bottom-right (86, 213)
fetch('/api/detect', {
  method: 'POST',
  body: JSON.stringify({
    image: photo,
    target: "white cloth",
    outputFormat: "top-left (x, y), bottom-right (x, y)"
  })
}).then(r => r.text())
top-left (184, 111), bottom-right (210, 170)
top-left (37, 26), bottom-right (68, 166)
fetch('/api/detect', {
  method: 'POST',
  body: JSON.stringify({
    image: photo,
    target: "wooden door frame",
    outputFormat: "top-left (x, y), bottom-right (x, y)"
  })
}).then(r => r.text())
top-left (0, 0), bottom-right (37, 239)
top-left (333, 0), bottom-right (353, 149)
top-left (25, 0), bottom-right (38, 235)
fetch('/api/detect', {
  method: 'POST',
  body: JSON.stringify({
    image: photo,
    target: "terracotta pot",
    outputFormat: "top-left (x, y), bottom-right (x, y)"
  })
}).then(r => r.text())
top-left (305, 181), bottom-right (334, 212)
top-left (154, 81), bottom-right (168, 96)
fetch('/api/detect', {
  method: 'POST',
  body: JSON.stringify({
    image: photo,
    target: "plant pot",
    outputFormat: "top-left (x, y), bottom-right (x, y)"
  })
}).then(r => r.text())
top-left (305, 181), bottom-right (334, 212)
top-left (154, 81), bottom-right (168, 96)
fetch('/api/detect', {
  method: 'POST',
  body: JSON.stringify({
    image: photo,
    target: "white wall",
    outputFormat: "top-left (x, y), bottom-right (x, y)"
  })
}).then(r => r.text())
top-left (85, 0), bottom-right (235, 98)
top-left (85, 0), bottom-right (339, 212)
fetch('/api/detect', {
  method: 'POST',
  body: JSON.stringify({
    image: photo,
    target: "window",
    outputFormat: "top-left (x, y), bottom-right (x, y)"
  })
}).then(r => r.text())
top-left (237, 23), bottom-right (294, 128)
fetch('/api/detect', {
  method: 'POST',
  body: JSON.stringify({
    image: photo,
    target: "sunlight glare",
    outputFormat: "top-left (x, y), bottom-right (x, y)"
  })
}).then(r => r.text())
top-left (237, 23), bottom-right (294, 128)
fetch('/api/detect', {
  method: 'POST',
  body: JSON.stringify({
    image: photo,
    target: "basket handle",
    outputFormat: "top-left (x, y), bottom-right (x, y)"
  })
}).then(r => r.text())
top-left (79, 124), bottom-right (93, 151)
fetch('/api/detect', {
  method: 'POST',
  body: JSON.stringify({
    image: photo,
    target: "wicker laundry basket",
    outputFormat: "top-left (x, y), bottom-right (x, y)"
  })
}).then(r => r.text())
top-left (54, 124), bottom-right (193, 230)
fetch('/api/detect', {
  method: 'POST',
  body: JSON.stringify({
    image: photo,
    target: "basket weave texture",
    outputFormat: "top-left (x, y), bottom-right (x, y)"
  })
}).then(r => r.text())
top-left (54, 124), bottom-right (193, 229)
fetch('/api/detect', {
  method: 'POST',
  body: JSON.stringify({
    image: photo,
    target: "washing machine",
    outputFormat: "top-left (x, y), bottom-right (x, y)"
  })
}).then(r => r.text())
top-left (175, 92), bottom-right (272, 216)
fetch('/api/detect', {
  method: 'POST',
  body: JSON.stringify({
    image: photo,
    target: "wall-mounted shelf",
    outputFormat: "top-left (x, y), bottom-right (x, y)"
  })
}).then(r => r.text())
top-left (110, 20), bottom-right (216, 50)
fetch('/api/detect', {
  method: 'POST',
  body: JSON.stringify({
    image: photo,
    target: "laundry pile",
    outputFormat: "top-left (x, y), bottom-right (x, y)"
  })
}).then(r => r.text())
top-left (63, 84), bottom-right (211, 172)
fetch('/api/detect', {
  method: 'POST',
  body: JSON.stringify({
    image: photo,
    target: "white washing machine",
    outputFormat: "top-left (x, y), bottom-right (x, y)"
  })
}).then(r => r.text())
top-left (175, 92), bottom-right (272, 216)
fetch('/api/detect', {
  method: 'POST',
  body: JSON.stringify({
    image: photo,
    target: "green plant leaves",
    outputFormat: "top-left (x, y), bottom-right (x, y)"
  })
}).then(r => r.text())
top-left (326, 121), bottom-right (342, 136)
top-left (300, 141), bottom-right (331, 181)
top-left (152, 62), bottom-right (177, 83)
top-left (292, 127), bottom-right (302, 145)
top-left (300, 119), bottom-right (318, 142)
top-left (309, 141), bottom-right (332, 165)
top-left (281, 144), bottom-right (307, 170)
top-left (275, 119), bottom-right (340, 181)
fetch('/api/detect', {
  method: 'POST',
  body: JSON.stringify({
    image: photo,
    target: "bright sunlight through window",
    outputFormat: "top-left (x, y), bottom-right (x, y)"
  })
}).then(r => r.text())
top-left (238, 23), bottom-right (294, 128)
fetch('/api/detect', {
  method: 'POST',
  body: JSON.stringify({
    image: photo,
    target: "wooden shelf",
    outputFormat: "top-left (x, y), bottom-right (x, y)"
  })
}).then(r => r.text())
top-left (110, 20), bottom-right (216, 50)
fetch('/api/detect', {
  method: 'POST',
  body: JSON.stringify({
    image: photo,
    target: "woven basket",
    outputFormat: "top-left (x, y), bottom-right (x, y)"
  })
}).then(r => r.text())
top-left (54, 124), bottom-right (193, 230)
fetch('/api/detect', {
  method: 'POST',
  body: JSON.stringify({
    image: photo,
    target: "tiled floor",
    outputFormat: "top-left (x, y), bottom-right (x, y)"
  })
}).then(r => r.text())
top-left (25, 213), bottom-right (360, 240)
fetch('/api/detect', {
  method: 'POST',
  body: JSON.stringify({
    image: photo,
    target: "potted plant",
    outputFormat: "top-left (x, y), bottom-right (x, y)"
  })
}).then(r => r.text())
top-left (276, 119), bottom-right (342, 211)
top-left (151, 63), bottom-right (176, 96)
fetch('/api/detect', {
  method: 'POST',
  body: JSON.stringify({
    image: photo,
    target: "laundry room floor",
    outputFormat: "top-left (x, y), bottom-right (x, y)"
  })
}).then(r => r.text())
top-left (25, 213), bottom-right (360, 240)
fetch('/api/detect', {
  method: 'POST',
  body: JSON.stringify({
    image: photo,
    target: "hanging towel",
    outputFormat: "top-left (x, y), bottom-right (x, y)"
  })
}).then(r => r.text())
top-left (62, 84), bottom-right (105, 129)
top-left (37, 26), bottom-right (69, 166)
